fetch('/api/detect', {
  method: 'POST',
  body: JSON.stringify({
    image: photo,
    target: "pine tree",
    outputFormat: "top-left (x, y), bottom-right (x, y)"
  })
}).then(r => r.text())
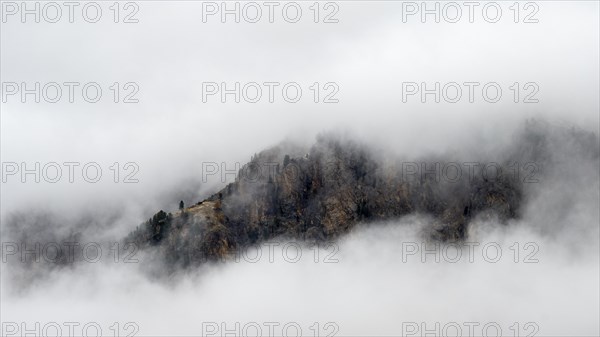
top-left (283, 154), bottom-right (290, 167)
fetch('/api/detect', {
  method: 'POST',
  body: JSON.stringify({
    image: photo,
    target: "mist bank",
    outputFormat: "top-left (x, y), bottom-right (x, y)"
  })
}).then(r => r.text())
top-left (2, 217), bottom-right (598, 336)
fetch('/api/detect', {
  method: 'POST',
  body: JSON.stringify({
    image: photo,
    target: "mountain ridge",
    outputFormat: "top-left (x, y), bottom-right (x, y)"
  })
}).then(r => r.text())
top-left (124, 120), bottom-right (600, 269)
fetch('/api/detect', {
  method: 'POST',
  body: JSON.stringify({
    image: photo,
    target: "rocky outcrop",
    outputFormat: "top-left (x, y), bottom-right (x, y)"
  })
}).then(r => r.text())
top-left (125, 120), bottom-right (599, 268)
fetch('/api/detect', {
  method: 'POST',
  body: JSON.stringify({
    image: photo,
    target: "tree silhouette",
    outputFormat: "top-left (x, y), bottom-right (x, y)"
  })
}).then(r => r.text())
top-left (283, 154), bottom-right (290, 167)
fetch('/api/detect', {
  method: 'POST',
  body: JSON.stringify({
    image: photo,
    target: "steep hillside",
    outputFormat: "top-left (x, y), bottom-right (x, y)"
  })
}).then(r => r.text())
top-left (125, 120), bottom-right (599, 268)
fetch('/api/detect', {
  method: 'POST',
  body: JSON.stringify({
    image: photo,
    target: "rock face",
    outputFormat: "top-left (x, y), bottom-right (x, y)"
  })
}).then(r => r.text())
top-left (125, 120), bottom-right (599, 268)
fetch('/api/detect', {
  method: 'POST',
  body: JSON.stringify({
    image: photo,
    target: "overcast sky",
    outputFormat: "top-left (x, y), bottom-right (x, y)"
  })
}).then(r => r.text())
top-left (1, 1), bottom-right (598, 216)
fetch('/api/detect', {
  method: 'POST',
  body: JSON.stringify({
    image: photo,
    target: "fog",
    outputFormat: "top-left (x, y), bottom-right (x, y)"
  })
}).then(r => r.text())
top-left (2, 214), bottom-right (599, 336)
top-left (1, 1), bottom-right (599, 336)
